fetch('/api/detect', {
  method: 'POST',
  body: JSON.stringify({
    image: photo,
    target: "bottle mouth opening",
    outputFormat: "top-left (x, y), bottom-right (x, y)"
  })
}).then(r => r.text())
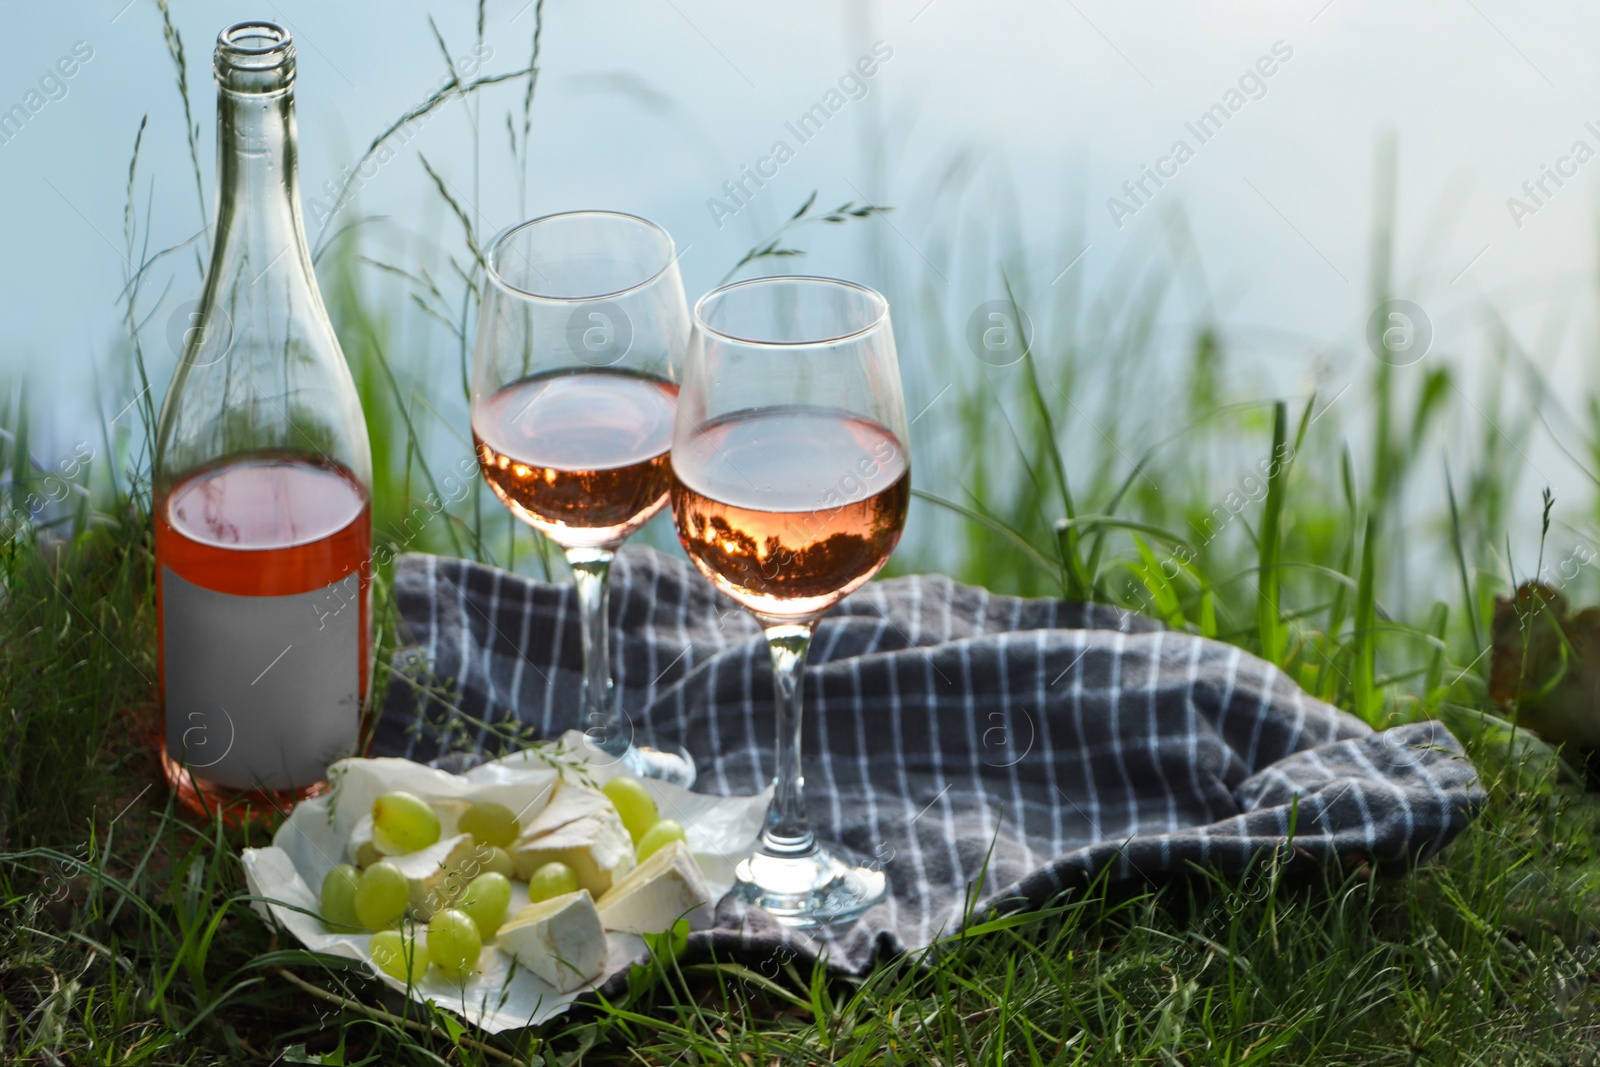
top-left (220, 21), bottom-right (291, 56)
top-left (216, 21), bottom-right (295, 92)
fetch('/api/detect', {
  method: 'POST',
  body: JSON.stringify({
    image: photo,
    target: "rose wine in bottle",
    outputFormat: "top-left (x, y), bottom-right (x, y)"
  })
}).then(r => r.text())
top-left (671, 407), bottom-right (909, 621)
top-left (153, 23), bottom-right (372, 815)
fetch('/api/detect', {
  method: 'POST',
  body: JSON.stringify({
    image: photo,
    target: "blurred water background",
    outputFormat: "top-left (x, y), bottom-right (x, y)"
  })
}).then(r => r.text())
top-left (4, 0), bottom-right (1599, 599)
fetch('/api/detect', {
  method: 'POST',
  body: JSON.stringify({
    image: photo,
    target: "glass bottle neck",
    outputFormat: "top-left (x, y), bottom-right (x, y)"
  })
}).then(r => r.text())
top-left (214, 85), bottom-right (309, 272)
top-left (153, 23), bottom-right (371, 497)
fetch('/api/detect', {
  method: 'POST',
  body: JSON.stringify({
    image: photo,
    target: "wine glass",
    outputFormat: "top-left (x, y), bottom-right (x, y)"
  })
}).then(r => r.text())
top-left (473, 211), bottom-right (695, 786)
top-left (670, 276), bottom-right (909, 926)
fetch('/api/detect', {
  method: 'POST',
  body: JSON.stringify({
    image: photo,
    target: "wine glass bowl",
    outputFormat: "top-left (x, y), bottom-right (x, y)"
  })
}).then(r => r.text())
top-left (473, 371), bottom-right (677, 548)
top-left (474, 212), bottom-right (682, 546)
top-left (671, 408), bottom-right (909, 621)
top-left (472, 211), bottom-right (694, 786)
top-left (670, 276), bottom-right (909, 926)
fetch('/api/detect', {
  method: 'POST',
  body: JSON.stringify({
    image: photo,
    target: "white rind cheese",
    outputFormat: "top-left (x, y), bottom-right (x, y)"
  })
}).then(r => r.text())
top-left (512, 782), bottom-right (635, 897)
top-left (518, 779), bottom-right (610, 836)
top-left (512, 815), bottom-right (635, 897)
top-left (596, 840), bottom-right (712, 935)
top-left (496, 890), bottom-right (608, 993)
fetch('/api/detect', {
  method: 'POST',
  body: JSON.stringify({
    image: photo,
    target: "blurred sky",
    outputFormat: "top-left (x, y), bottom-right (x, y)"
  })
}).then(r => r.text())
top-left (4, 0), bottom-right (1600, 512)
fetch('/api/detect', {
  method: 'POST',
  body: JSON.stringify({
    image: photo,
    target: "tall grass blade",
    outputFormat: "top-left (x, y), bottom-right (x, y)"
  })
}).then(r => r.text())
top-left (1257, 401), bottom-right (1289, 664)
top-left (1444, 458), bottom-right (1484, 656)
top-left (1001, 276), bottom-right (1090, 598)
top-left (155, 0), bottom-right (207, 275)
top-left (1352, 513), bottom-right (1382, 724)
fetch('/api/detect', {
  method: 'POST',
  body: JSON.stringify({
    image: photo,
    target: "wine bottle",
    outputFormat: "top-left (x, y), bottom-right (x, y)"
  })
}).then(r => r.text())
top-left (153, 22), bottom-right (372, 810)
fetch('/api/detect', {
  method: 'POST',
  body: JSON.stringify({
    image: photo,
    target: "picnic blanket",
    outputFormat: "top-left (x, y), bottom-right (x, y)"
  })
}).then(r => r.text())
top-left (378, 547), bottom-right (1484, 975)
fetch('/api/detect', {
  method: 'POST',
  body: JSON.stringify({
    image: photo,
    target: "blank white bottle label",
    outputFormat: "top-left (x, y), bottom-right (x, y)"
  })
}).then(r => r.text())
top-left (163, 567), bottom-right (360, 791)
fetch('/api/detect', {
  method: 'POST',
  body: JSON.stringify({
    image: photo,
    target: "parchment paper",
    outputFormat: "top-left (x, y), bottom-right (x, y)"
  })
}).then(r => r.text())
top-left (241, 731), bottom-right (768, 1031)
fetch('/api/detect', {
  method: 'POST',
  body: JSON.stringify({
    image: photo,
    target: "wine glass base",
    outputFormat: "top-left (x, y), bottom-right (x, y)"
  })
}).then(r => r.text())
top-left (617, 743), bottom-right (697, 788)
top-left (731, 841), bottom-right (887, 929)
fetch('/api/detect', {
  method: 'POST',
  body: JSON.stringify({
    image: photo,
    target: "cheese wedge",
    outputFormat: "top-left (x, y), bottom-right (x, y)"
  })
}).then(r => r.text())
top-left (520, 779), bottom-right (610, 837)
top-left (512, 813), bottom-right (635, 897)
top-left (496, 890), bottom-right (608, 993)
top-left (596, 840), bottom-right (712, 935)
top-left (512, 781), bottom-right (635, 897)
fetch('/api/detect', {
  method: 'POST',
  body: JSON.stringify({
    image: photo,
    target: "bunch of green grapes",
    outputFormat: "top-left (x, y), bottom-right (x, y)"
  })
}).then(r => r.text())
top-left (366, 911), bottom-right (485, 985)
top-left (603, 778), bottom-right (687, 861)
top-left (321, 781), bottom-right (703, 987)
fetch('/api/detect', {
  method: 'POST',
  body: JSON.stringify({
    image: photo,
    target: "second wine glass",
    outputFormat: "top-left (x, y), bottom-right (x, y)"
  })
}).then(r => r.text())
top-left (670, 275), bottom-right (910, 926)
top-left (472, 211), bottom-right (694, 786)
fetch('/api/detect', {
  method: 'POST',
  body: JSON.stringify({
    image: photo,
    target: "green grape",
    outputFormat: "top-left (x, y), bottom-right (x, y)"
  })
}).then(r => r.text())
top-left (635, 819), bottom-right (686, 862)
top-left (371, 791), bottom-right (440, 853)
top-left (478, 845), bottom-right (515, 879)
top-left (354, 860), bottom-right (410, 931)
top-left (458, 801), bottom-right (520, 848)
top-left (426, 908), bottom-right (483, 981)
top-left (369, 929), bottom-right (429, 984)
top-left (527, 861), bottom-right (579, 904)
top-left (320, 864), bottom-right (361, 930)
top-left (602, 777), bottom-right (660, 844)
top-left (353, 837), bottom-right (385, 867)
top-left (459, 872), bottom-right (512, 937)
top-left (370, 824), bottom-right (406, 856)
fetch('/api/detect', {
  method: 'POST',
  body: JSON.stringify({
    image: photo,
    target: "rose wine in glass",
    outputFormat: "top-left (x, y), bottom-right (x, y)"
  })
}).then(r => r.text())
top-left (153, 23), bottom-right (372, 818)
top-left (472, 212), bottom-right (695, 786)
top-left (671, 276), bottom-right (910, 927)
top-left (474, 369), bottom-right (678, 547)
top-left (673, 409), bottom-right (909, 618)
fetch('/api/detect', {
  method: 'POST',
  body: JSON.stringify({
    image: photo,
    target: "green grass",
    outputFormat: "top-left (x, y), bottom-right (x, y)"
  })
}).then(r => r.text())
top-left (2, 4), bottom-right (1599, 1063)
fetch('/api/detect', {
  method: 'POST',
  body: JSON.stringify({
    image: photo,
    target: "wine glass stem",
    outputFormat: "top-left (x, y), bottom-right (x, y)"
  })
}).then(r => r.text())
top-left (761, 620), bottom-right (820, 859)
top-left (567, 546), bottom-right (627, 756)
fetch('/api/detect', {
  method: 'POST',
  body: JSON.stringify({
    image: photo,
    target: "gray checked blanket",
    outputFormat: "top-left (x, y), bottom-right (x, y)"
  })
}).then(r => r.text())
top-left (378, 548), bottom-right (1484, 976)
